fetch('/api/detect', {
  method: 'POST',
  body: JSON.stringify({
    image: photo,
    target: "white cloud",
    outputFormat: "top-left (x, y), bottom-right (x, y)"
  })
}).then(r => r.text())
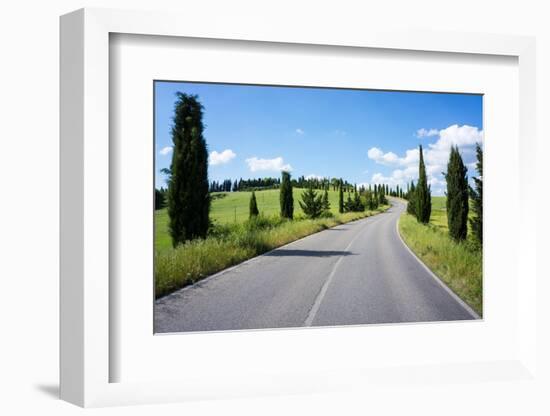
top-left (425, 125), bottom-right (483, 166)
top-left (246, 156), bottom-right (292, 172)
top-left (433, 124), bottom-right (483, 149)
top-left (416, 128), bottom-right (439, 138)
top-left (209, 149), bottom-right (236, 166)
top-left (295, 128), bottom-right (305, 135)
top-left (367, 147), bottom-right (398, 165)
top-left (368, 147), bottom-right (418, 167)
top-left (368, 124), bottom-right (483, 196)
top-left (159, 146), bottom-right (173, 156)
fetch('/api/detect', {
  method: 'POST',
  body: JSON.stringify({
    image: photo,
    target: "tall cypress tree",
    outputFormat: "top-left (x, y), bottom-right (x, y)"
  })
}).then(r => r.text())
top-left (415, 145), bottom-right (431, 223)
top-left (249, 191), bottom-right (259, 218)
top-left (407, 181), bottom-right (416, 216)
top-left (469, 143), bottom-right (483, 246)
top-left (167, 93), bottom-right (209, 246)
top-left (445, 146), bottom-right (469, 241)
top-left (338, 182), bottom-right (344, 213)
top-left (280, 171), bottom-right (294, 219)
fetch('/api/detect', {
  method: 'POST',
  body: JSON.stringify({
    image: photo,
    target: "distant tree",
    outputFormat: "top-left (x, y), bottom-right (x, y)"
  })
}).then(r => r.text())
top-left (469, 143), bottom-right (483, 246)
top-left (322, 189), bottom-right (331, 213)
top-left (280, 171), bottom-right (294, 219)
top-left (167, 93), bottom-right (209, 246)
top-left (353, 191), bottom-right (365, 212)
top-left (155, 188), bottom-right (167, 210)
top-left (249, 191), bottom-right (259, 218)
top-left (415, 145), bottom-right (431, 224)
top-left (338, 183), bottom-right (344, 213)
top-left (344, 193), bottom-right (353, 212)
top-left (444, 146), bottom-right (469, 241)
top-left (407, 181), bottom-right (416, 216)
top-left (366, 191), bottom-right (374, 210)
top-left (379, 188), bottom-right (388, 205)
top-left (299, 186), bottom-right (324, 218)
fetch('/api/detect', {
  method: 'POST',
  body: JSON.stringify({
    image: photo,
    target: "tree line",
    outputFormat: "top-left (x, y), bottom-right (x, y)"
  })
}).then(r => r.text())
top-left (208, 176), bottom-right (357, 193)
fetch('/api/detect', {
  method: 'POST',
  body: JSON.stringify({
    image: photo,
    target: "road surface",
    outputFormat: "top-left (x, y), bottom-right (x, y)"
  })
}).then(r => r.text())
top-left (155, 199), bottom-right (477, 333)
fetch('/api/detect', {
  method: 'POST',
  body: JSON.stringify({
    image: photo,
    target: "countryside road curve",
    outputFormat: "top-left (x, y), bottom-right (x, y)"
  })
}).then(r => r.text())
top-left (154, 199), bottom-right (476, 333)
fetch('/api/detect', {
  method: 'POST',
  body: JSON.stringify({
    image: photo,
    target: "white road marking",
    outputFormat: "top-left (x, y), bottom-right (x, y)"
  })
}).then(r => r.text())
top-left (303, 219), bottom-right (373, 326)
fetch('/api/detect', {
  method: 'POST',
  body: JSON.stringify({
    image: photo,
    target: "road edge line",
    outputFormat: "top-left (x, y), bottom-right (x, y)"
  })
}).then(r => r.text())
top-left (395, 214), bottom-right (481, 320)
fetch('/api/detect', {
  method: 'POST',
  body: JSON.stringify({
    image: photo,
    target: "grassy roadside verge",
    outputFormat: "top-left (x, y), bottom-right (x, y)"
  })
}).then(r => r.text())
top-left (397, 199), bottom-right (482, 316)
top-left (156, 206), bottom-right (389, 298)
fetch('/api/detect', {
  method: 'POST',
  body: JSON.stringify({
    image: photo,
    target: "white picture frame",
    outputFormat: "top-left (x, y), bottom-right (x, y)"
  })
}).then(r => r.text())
top-left (60, 8), bottom-right (537, 407)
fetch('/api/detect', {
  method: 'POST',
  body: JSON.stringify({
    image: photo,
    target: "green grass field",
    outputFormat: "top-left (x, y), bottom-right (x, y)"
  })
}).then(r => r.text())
top-left (398, 196), bottom-right (483, 315)
top-left (155, 188), bottom-right (389, 297)
top-left (156, 188), bottom-right (346, 252)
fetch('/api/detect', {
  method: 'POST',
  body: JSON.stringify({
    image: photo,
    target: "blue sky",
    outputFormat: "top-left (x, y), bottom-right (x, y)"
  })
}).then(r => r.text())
top-left (155, 81), bottom-right (483, 196)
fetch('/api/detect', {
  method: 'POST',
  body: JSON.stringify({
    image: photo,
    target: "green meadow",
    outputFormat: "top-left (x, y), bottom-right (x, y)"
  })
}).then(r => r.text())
top-left (156, 188), bottom-right (344, 253)
top-left (398, 196), bottom-right (483, 315)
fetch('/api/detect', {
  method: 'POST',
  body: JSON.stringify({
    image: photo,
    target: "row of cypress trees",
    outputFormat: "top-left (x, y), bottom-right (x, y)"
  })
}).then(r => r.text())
top-left (444, 143), bottom-right (483, 245)
top-left (405, 143), bottom-right (483, 246)
top-left (249, 172), bottom-right (396, 220)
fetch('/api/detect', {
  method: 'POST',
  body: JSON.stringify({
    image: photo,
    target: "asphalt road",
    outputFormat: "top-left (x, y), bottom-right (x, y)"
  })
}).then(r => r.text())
top-left (155, 199), bottom-right (478, 333)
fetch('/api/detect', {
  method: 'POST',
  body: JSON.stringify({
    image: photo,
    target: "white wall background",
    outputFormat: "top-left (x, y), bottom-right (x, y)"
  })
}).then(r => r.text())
top-left (0, 0), bottom-right (548, 414)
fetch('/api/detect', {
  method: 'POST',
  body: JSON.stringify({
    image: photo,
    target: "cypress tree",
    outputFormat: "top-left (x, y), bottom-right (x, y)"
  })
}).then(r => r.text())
top-left (353, 191), bottom-right (365, 212)
top-left (415, 145), bottom-right (431, 223)
top-left (280, 171), bottom-right (294, 219)
top-left (322, 189), bottom-right (331, 213)
top-left (338, 182), bottom-right (344, 213)
top-left (155, 188), bottom-right (166, 210)
top-left (167, 93), bottom-right (209, 246)
top-left (299, 186), bottom-right (324, 218)
top-left (469, 143), bottom-right (483, 246)
top-left (366, 190), bottom-right (375, 210)
top-left (407, 181), bottom-right (416, 216)
top-left (344, 193), bottom-right (353, 212)
top-left (249, 191), bottom-right (259, 218)
top-left (445, 146), bottom-right (469, 241)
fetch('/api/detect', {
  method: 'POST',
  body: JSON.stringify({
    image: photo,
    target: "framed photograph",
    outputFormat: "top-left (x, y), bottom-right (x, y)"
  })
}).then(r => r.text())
top-left (152, 81), bottom-right (481, 334)
top-left (60, 8), bottom-right (537, 407)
